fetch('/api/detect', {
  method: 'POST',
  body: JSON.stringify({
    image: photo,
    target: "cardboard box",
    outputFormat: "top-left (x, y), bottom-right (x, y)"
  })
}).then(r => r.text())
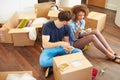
top-left (59, 6), bottom-right (72, 11)
top-left (18, 13), bottom-right (36, 21)
top-left (9, 29), bottom-right (35, 46)
top-left (0, 71), bottom-right (32, 80)
top-left (48, 10), bottom-right (60, 20)
top-left (6, 12), bottom-right (39, 46)
top-left (85, 11), bottom-right (106, 32)
top-left (88, 0), bottom-right (106, 8)
top-left (0, 13), bottom-right (19, 43)
top-left (34, 2), bottom-right (55, 18)
top-left (0, 28), bottom-right (13, 43)
top-left (53, 53), bottom-right (93, 80)
top-left (2, 12), bottom-right (43, 46)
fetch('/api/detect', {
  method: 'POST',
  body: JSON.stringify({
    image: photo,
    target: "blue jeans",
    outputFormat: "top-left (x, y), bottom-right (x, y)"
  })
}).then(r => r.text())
top-left (39, 46), bottom-right (82, 67)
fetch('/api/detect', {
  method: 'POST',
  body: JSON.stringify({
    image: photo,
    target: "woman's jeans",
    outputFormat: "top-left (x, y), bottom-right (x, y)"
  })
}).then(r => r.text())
top-left (39, 46), bottom-right (82, 67)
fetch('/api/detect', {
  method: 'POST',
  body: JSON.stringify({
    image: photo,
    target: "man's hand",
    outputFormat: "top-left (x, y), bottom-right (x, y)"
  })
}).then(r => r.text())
top-left (59, 42), bottom-right (70, 49)
top-left (64, 46), bottom-right (74, 54)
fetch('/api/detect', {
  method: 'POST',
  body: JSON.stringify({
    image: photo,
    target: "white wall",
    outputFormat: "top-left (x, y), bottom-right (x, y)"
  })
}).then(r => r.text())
top-left (0, 0), bottom-right (37, 23)
top-left (105, 0), bottom-right (120, 10)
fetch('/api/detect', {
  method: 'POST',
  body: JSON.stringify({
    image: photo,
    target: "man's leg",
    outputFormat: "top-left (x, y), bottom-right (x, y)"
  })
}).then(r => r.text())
top-left (39, 46), bottom-right (66, 67)
top-left (39, 46), bottom-right (66, 78)
top-left (71, 48), bottom-right (83, 54)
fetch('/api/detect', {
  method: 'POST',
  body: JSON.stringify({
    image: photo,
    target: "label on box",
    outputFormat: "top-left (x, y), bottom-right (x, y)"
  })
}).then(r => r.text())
top-left (71, 60), bottom-right (82, 67)
top-left (57, 62), bottom-right (70, 71)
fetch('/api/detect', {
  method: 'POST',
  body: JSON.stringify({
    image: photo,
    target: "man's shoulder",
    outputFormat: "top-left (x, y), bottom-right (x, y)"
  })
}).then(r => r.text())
top-left (44, 20), bottom-right (54, 28)
top-left (45, 20), bottom-right (54, 25)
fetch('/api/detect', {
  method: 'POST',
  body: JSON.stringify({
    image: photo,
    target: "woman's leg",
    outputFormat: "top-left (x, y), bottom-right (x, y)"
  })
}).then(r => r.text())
top-left (39, 46), bottom-right (66, 67)
top-left (91, 29), bottom-right (115, 54)
top-left (74, 34), bottom-right (115, 59)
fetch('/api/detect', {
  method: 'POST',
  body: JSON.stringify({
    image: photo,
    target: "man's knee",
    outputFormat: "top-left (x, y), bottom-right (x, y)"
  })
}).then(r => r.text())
top-left (40, 58), bottom-right (52, 67)
top-left (71, 48), bottom-right (83, 53)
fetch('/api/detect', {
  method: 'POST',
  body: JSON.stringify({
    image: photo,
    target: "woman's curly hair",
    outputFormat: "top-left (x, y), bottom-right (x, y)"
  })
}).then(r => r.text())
top-left (72, 4), bottom-right (89, 20)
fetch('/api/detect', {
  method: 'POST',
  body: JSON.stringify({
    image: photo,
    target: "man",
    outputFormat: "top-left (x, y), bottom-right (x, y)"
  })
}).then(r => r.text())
top-left (39, 11), bottom-right (82, 78)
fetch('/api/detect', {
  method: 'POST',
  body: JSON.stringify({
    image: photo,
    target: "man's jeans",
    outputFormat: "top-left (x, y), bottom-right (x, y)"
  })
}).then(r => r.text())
top-left (39, 46), bottom-right (82, 67)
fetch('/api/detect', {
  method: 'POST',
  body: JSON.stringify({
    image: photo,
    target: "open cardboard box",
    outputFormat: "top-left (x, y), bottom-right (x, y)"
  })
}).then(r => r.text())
top-left (7, 12), bottom-right (43, 46)
top-left (0, 71), bottom-right (32, 80)
top-left (0, 12), bottom-right (43, 46)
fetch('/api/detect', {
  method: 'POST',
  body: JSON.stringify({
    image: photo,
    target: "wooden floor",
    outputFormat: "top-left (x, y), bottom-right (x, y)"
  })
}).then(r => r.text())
top-left (0, 5), bottom-right (120, 80)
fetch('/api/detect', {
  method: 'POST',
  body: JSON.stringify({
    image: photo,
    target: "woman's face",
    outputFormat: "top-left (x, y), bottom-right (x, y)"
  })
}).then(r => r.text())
top-left (76, 11), bottom-right (85, 20)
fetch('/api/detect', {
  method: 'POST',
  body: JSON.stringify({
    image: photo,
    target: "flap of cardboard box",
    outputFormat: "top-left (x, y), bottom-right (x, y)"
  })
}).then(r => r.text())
top-left (8, 29), bottom-right (29, 34)
top-left (87, 11), bottom-right (106, 20)
top-left (18, 13), bottom-right (36, 20)
top-left (35, 2), bottom-right (55, 18)
top-left (48, 10), bottom-right (60, 17)
top-left (31, 23), bottom-right (43, 28)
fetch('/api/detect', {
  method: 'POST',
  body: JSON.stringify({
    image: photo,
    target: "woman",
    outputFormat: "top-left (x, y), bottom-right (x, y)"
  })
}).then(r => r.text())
top-left (69, 4), bottom-right (120, 63)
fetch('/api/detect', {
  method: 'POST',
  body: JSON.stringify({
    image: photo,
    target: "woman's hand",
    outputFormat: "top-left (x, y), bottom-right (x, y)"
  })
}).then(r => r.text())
top-left (77, 27), bottom-right (82, 33)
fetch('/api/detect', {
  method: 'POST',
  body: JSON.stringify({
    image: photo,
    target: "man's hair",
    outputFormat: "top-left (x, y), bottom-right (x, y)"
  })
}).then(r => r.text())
top-left (72, 4), bottom-right (89, 20)
top-left (58, 11), bottom-right (72, 21)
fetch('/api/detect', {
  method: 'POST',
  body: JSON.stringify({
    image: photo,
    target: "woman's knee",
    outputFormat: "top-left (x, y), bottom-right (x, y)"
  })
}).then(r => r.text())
top-left (89, 34), bottom-right (97, 41)
top-left (92, 29), bottom-right (100, 34)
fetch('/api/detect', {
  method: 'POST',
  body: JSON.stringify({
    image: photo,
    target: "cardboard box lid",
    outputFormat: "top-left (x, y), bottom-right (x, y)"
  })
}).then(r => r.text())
top-left (0, 71), bottom-right (32, 80)
top-left (35, 2), bottom-right (55, 18)
top-left (53, 53), bottom-right (93, 74)
top-left (87, 11), bottom-right (106, 20)
top-left (31, 23), bottom-right (43, 28)
top-left (8, 29), bottom-right (29, 34)
top-left (48, 10), bottom-right (60, 18)
top-left (18, 13), bottom-right (36, 20)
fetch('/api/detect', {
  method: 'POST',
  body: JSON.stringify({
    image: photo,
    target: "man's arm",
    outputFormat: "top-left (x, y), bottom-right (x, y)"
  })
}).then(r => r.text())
top-left (42, 35), bottom-right (70, 48)
top-left (63, 36), bottom-right (70, 43)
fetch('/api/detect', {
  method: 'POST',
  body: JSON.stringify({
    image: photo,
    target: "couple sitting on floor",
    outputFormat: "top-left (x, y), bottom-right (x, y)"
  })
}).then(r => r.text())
top-left (39, 4), bottom-right (120, 78)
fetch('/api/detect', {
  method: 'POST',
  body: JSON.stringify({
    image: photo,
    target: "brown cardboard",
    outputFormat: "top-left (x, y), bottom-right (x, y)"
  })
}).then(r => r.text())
top-left (9, 29), bottom-right (34, 46)
top-left (0, 28), bottom-right (13, 43)
top-left (18, 13), bottom-right (36, 20)
top-left (0, 13), bottom-right (19, 43)
top-left (53, 53), bottom-right (93, 80)
top-left (59, 6), bottom-right (72, 11)
top-left (34, 2), bottom-right (55, 18)
top-left (88, 0), bottom-right (106, 8)
top-left (48, 10), bottom-right (60, 20)
top-left (0, 71), bottom-right (32, 80)
top-left (85, 11), bottom-right (106, 32)
top-left (1, 12), bottom-right (42, 46)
